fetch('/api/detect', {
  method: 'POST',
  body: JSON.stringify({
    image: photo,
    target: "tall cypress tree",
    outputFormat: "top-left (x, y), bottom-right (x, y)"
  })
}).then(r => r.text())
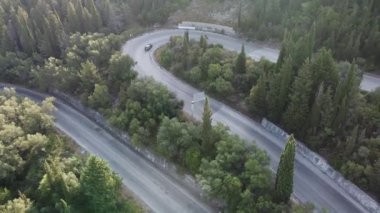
top-left (66, 2), bottom-right (80, 33)
top-left (199, 35), bottom-right (207, 52)
top-left (234, 44), bottom-right (246, 74)
top-left (182, 31), bottom-right (190, 69)
top-left (267, 56), bottom-right (295, 122)
top-left (201, 97), bottom-right (214, 157)
top-left (274, 135), bottom-right (296, 203)
top-left (86, 0), bottom-right (102, 31)
top-left (247, 73), bottom-right (268, 116)
top-left (15, 7), bottom-right (36, 54)
top-left (80, 156), bottom-right (120, 213)
top-left (184, 30), bottom-right (189, 45)
top-left (310, 48), bottom-right (338, 93)
top-left (283, 59), bottom-right (313, 137)
top-left (332, 63), bottom-right (359, 132)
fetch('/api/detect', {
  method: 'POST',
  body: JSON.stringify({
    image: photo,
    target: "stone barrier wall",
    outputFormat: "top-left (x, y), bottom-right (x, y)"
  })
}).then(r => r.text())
top-left (261, 118), bottom-right (380, 213)
top-left (50, 90), bottom-right (209, 205)
top-left (178, 21), bottom-right (236, 36)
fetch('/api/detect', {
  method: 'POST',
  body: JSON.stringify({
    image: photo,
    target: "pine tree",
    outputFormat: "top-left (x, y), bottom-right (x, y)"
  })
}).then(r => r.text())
top-left (66, 2), bottom-right (80, 33)
top-left (38, 160), bottom-right (72, 205)
top-left (98, 0), bottom-right (115, 28)
top-left (182, 31), bottom-right (189, 69)
top-left (310, 48), bottom-right (339, 92)
top-left (283, 59), bottom-right (313, 137)
top-left (86, 0), bottom-right (102, 31)
top-left (247, 74), bottom-right (268, 116)
top-left (73, 0), bottom-right (85, 31)
top-left (234, 45), bottom-right (246, 74)
top-left (276, 29), bottom-right (294, 69)
top-left (307, 84), bottom-right (335, 148)
top-left (308, 83), bottom-right (324, 135)
top-left (201, 97), bottom-right (214, 157)
top-left (267, 56), bottom-right (295, 122)
top-left (15, 7), bottom-right (37, 54)
top-left (199, 35), bottom-right (207, 52)
top-left (38, 11), bottom-right (65, 57)
top-left (319, 87), bottom-right (334, 134)
top-left (344, 125), bottom-right (358, 156)
top-left (80, 156), bottom-right (120, 213)
top-left (82, 8), bottom-right (94, 32)
top-left (184, 30), bottom-right (189, 45)
top-left (332, 63), bottom-right (359, 132)
top-left (274, 135), bottom-right (296, 203)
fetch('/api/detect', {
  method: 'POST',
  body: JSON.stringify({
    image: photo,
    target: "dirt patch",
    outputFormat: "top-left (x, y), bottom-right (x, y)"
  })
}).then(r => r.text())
top-left (167, 0), bottom-right (240, 26)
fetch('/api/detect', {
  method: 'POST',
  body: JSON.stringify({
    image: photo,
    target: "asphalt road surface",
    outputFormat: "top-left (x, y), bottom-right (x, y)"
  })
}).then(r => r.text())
top-left (123, 29), bottom-right (376, 212)
top-left (0, 84), bottom-right (214, 213)
top-left (361, 73), bottom-right (380, 92)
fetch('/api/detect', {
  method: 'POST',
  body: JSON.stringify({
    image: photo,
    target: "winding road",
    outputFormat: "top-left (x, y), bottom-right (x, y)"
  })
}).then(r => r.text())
top-left (123, 29), bottom-right (380, 213)
top-left (0, 83), bottom-right (213, 213)
top-left (2, 28), bottom-right (378, 213)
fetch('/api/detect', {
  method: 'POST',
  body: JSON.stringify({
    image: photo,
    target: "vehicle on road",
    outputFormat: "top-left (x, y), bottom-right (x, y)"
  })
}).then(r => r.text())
top-left (145, 43), bottom-right (153, 51)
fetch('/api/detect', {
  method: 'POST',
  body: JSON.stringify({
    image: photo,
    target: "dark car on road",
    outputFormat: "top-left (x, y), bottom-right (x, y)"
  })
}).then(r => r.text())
top-left (145, 44), bottom-right (153, 51)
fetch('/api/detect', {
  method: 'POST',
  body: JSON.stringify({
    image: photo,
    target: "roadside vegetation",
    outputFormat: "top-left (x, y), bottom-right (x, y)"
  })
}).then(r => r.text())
top-left (0, 0), bottom-right (377, 211)
top-left (28, 27), bottom-right (308, 212)
top-left (0, 88), bottom-right (141, 212)
top-left (0, 0), bottom-right (311, 211)
top-left (0, 0), bottom-right (187, 212)
top-left (157, 33), bottom-right (380, 200)
top-left (237, 0), bottom-right (380, 71)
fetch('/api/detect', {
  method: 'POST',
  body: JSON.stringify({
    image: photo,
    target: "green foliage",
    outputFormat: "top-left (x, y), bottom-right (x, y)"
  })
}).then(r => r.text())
top-left (159, 33), bottom-right (380, 200)
top-left (88, 84), bottom-right (112, 110)
top-left (247, 74), bottom-right (268, 116)
top-left (157, 117), bottom-right (202, 171)
top-left (32, 57), bottom-right (70, 92)
top-left (240, 0), bottom-right (380, 69)
top-left (110, 78), bottom-right (182, 145)
top-left (234, 45), bottom-right (246, 74)
top-left (0, 0), bottom-right (128, 63)
top-left (283, 59), bottom-right (313, 136)
top-left (198, 134), bottom-right (276, 212)
top-left (0, 188), bottom-right (11, 204)
top-left (80, 156), bottom-right (121, 213)
top-left (201, 98), bottom-right (214, 157)
top-left (267, 56), bottom-right (295, 122)
top-left (0, 194), bottom-right (34, 213)
top-left (0, 52), bottom-right (33, 84)
top-left (0, 89), bottom-right (140, 212)
top-left (38, 159), bottom-right (79, 210)
top-left (127, 0), bottom-right (190, 25)
top-left (158, 35), bottom-right (257, 98)
top-left (65, 33), bottom-right (121, 70)
top-left (78, 60), bottom-right (101, 94)
top-left (274, 135), bottom-right (296, 203)
top-left (199, 35), bottom-right (208, 51)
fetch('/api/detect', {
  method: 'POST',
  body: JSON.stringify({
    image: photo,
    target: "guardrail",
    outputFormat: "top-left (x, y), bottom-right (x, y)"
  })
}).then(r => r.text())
top-left (50, 89), bottom-right (206, 199)
top-left (261, 118), bottom-right (380, 213)
top-left (178, 21), bottom-right (236, 37)
top-left (0, 83), bottom-right (220, 211)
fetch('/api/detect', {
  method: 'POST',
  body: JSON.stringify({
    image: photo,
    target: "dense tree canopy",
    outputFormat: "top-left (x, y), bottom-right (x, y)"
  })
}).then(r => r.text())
top-left (158, 33), bottom-right (380, 200)
top-left (239, 0), bottom-right (380, 70)
top-left (0, 89), bottom-right (140, 212)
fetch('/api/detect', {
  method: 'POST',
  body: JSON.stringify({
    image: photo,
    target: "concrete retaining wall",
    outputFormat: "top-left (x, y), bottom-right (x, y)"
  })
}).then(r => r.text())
top-left (50, 90), bottom-right (210, 206)
top-left (261, 118), bottom-right (380, 213)
top-left (178, 21), bottom-right (236, 36)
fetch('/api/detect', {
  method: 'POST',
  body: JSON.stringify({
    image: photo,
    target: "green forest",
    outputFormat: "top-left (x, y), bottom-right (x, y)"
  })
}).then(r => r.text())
top-left (0, 0), bottom-right (379, 212)
top-left (157, 33), bottom-right (380, 199)
top-left (238, 0), bottom-right (380, 71)
top-left (0, 0), bottom-right (311, 211)
top-left (0, 0), bottom-right (189, 212)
